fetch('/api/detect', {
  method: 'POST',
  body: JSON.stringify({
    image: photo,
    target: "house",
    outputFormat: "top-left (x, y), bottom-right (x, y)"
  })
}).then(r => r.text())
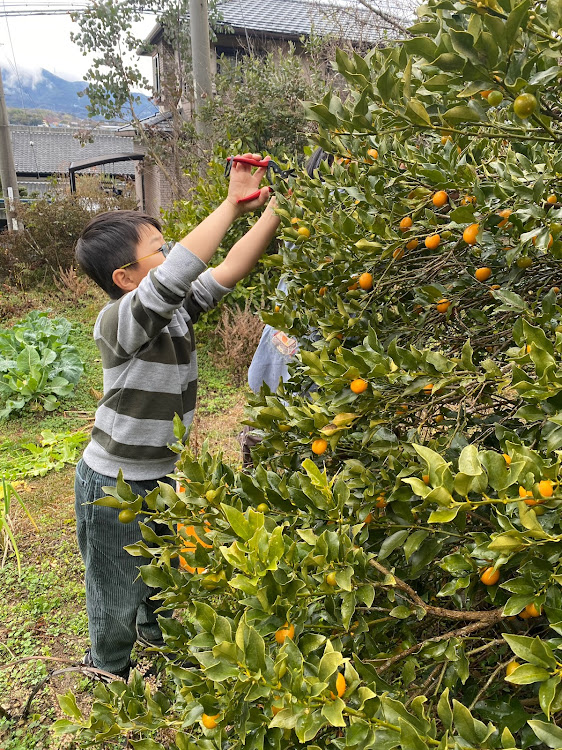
top-left (10, 125), bottom-right (143, 203)
top-left (129, 0), bottom-right (406, 214)
top-left (141, 0), bottom-right (404, 110)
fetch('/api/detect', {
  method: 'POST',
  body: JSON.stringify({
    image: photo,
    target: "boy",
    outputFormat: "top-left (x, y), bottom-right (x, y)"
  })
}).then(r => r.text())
top-left (74, 154), bottom-right (279, 679)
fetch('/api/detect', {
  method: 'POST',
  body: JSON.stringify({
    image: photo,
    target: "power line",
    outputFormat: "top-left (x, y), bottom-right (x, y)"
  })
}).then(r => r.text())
top-left (0, 3), bottom-right (156, 15)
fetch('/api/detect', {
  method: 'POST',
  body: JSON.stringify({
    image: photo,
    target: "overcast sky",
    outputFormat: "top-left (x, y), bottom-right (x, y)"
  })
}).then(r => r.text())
top-left (0, 5), bottom-right (154, 89)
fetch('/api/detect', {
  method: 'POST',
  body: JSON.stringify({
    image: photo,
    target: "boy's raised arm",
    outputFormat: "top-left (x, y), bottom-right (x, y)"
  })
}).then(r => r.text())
top-left (211, 197), bottom-right (280, 288)
top-left (178, 153), bottom-right (271, 264)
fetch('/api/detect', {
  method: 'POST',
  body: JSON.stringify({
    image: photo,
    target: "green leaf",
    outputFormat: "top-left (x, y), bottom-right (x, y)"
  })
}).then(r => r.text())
top-left (389, 605), bottom-right (412, 619)
top-left (322, 697), bottom-right (346, 727)
top-left (428, 507), bottom-right (460, 523)
top-left (449, 29), bottom-right (481, 66)
top-left (505, 663), bottom-right (551, 684)
top-left (529, 719), bottom-right (562, 747)
top-left (173, 412), bottom-right (186, 440)
top-left (139, 565), bottom-right (171, 589)
top-left (505, 0), bottom-right (531, 46)
top-left (241, 623), bottom-right (266, 673)
top-left (503, 634), bottom-right (556, 669)
top-left (547, 0), bottom-right (562, 30)
top-left (443, 105), bottom-right (483, 123)
top-left (452, 700), bottom-right (489, 744)
top-left (399, 718), bottom-right (428, 750)
top-left (458, 445), bottom-right (482, 476)
top-left (502, 594), bottom-right (533, 617)
top-left (540, 675), bottom-right (561, 719)
top-left (377, 67), bottom-right (396, 103)
top-left (430, 53), bottom-right (465, 71)
top-left (404, 530), bottom-right (429, 561)
top-left (341, 591), bottom-right (356, 630)
top-left (405, 99), bottom-right (432, 126)
top-left (437, 688), bottom-right (453, 731)
top-left (403, 37), bottom-right (439, 60)
top-left (379, 530), bottom-right (409, 560)
top-left (269, 707), bottom-right (300, 729)
top-left (57, 691), bottom-right (83, 720)
top-left (318, 650), bottom-right (345, 681)
top-left (450, 205), bottom-right (476, 224)
top-left (221, 504), bottom-right (252, 541)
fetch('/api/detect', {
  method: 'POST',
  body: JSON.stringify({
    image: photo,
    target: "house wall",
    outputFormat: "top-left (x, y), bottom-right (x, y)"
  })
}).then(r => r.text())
top-left (140, 159), bottom-right (178, 217)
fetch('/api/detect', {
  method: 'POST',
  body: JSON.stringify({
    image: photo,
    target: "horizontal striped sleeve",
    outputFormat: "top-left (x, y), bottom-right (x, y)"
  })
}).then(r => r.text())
top-left (97, 244), bottom-right (206, 356)
top-left (90, 427), bottom-right (176, 461)
top-left (184, 268), bottom-right (233, 323)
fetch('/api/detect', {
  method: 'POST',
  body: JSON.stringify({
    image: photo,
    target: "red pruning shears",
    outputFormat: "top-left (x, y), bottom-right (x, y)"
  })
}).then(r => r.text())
top-left (225, 155), bottom-right (295, 203)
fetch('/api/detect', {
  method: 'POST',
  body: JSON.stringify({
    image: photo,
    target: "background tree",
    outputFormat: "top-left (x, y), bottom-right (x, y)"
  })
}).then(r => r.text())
top-left (70, 0), bottom-right (209, 200)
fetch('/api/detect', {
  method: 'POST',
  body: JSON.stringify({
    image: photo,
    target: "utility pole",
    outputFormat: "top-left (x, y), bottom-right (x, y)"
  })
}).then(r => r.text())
top-left (0, 68), bottom-right (19, 231)
top-left (189, 0), bottom-right (213, 136)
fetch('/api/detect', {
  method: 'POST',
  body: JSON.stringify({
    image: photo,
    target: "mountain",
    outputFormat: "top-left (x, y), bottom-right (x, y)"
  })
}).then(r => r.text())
top-left (3, 68), bottom-right (157, 121)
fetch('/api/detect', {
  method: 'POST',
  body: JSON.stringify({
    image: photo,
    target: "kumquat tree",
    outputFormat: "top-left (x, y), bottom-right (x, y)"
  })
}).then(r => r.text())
top-left (55, 0), bottom-right (562, 747)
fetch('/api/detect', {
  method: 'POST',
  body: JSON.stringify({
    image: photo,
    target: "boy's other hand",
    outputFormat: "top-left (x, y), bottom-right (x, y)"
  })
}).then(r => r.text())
top-left (227, 153), bottom-right (271, 214)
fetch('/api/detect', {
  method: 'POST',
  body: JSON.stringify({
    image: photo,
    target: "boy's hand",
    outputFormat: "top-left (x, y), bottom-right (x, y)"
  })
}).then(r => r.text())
top-left (226, 153), bottom-right (271, 214)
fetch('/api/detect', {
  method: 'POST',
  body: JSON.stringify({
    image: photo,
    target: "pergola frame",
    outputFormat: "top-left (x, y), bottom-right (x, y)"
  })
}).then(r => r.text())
top-left (68, 152), bottom-right (144, 194)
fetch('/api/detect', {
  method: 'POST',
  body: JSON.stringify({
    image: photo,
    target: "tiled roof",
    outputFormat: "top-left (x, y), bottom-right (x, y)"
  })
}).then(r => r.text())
top-left (11, 126), bottom-right (138, 176)
top-left (141, 1), bottom-right (403, 52)
top-left (214, 0), bottom-right (400, 42)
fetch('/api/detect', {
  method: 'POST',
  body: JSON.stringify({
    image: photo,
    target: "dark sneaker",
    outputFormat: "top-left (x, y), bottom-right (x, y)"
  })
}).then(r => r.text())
top-left (81, 648), bottom-right (132, 682)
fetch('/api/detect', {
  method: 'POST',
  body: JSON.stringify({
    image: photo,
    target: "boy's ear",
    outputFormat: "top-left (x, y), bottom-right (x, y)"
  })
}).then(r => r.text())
top-left (112, 267), bottom-right (137, 293)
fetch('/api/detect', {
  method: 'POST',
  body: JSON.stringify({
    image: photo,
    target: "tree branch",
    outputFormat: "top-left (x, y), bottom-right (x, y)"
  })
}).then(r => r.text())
top-left (370, 558), bottom-right (504, 621)
top-left (353, 0), bottom-right (412, 35)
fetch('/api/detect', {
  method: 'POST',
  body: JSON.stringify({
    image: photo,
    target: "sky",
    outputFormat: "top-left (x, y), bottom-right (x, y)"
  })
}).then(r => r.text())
top-left (0, 4), bottom-right (154, 88)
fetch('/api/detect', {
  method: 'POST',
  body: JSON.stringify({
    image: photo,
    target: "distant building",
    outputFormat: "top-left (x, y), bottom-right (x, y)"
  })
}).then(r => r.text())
top-left (10, 125), bottom-right (142, 202)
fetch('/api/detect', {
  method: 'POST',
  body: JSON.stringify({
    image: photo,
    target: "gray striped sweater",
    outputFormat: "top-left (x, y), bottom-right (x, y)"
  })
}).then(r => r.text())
top-left (82, 242), bottom-right (232, 480)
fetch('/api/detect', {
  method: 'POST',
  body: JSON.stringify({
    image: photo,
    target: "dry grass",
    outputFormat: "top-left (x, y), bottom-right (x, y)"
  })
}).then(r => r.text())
top-left (212, 303), bottom-right (264, 385)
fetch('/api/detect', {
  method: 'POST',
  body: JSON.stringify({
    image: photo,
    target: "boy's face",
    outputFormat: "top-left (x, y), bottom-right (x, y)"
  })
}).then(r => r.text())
top-left (112, 224), bottom-right (166, 294)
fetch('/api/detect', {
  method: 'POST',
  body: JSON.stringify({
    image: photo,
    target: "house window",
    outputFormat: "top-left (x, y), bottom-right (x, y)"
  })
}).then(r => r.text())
top-left (153, 53), bottom-right (161, 95)
top-left (215, 46), bottom-right (243, 74)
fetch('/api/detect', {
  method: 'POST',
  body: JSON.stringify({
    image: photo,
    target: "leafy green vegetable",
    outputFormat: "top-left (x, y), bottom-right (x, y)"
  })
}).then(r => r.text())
top-left (0, 311), bottom-right (84, 419)
top-left (0, 429), bottom-right (89, 481)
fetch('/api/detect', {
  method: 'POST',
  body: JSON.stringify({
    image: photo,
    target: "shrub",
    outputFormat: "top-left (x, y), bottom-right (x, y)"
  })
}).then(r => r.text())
top-left (0, 176), bottom-right (137, 286)
top-left (212, 301), bottom-right (265, 385)
top-left (201, 43), bottom-right (329, 159)
top-left (55, 0), bottom-right (562, 747)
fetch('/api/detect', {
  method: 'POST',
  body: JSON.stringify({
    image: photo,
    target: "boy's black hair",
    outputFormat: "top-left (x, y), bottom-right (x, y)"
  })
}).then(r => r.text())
top-left (305, 147), bottom-right (334, 178)
top-left (75, 210), bottom-right (162, 299)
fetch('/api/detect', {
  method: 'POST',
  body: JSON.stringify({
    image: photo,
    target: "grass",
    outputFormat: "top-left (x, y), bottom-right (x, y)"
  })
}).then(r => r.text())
top-left (0, 278), bottom-right (252, 748)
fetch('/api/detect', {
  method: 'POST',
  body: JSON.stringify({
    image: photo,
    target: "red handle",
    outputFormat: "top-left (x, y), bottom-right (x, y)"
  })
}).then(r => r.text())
top-left (237, 189), bottom-right (262, 204)
top-left (227, 155), bottom-right (270, 168)
top-left (236, 186), bottom-right (273, 204)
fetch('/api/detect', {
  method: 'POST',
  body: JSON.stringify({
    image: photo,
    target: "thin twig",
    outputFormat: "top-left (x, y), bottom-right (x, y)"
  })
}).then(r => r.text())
top-left (468, 660), bottom-right (509, 710)
top-left (19, 665), bottom-right (124, 720)
top-left (368, 619), bottom-right (498, 672)
top-left (406, 663), bottom-right (442, 705)
top-left (466, 638), bottom-right (505, 657)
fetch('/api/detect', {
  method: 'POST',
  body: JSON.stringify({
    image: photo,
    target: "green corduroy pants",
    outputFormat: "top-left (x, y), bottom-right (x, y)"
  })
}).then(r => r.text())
top-left (74, 458), bottom-right (175, 675)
